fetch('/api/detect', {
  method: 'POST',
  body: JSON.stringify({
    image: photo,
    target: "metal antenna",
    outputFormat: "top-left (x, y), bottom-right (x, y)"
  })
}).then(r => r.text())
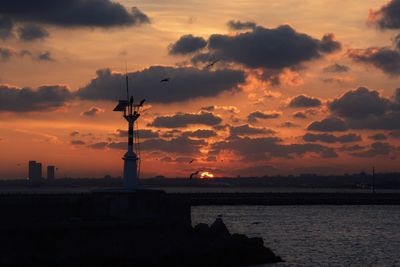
top-left (113, 63), bottom-right (144, 190)
top-left (125, 62), bottom-right (129, 101)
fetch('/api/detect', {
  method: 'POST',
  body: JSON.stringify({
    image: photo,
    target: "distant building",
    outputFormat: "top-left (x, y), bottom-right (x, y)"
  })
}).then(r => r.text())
top-left (35, 163), bottom-right (42, 180)
top-left (28, 160), bottom-right (42, 180)
top-left (47, 166), bottom-right (55, 180)
top-left (28, 161), bottom-right (37, 180)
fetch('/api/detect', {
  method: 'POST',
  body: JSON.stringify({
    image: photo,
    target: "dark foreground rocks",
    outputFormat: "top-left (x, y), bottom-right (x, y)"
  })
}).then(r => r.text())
top-left (0, 191), bottom-right (282, 266)
top-left (0, 218), bottom-right (282, 267)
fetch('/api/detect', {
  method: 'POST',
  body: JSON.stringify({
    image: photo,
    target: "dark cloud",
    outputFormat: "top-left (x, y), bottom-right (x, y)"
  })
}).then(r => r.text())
top-left (81, 106), bottom-right (103, 116)
top-left (200, 105), bottom-right (239, 114)
top-left (70, 140), bottom-right (85, 145)
top-left (19, 50), bottom-right (32, 57)
top-left (192, 24), bottom-right (341, 69)
top-left (329, 87), bottom-right (391, 119)
top-left (138, 129), bottom-right (160, 139)
top-left (319, 33), bottom-right (342, 53)
top-left (293, 111), bottom-right (308, 119)
top-left (369, 133), bottom-right (387, 140)
top-left (340, 144), bottom-right (365, 152)
top-left (159, 156), bottom-right (195, 163)
top-left (88, 142), bottom-right (108, 150)
top-left (368, 0), bottom-right (400, 29)
top-left (205, 156), bottom-right (217, 162)
top-left (210, 136), bottom-right (337, 161)
top-left (323, 63), bottom-right (350, 73)
top-left (116, 129), bottom-right (159, 139)
top-left (322, 77), bottom-right (352, 84)
top-left (17, 24), bottom-right (49, 41)
top-left (227, 20), bottom-right (257, 30)
top-left (279, 121), bottom-right (300, 128)
top-left (288, 95), bottom-right (322, 108)
top-left (348, 47), bottom-right (400, 76)
top-left (0, 84), bottom-right (71, 112)
top-left (174, 156), bottom-right (195, 163)
top-left (0, 16), bottom-right (13, 40)
top-left (0, 47), bottom-right (14, 61)
top-left (260, 70), bottom-right (282, 86)
top-left (230, 124), bottom-right (275, 137)
top-left (0, 47), bottom-right (54, 62)
top-left (149, 112), bottom-right (222, 128)
top-left (77, 66), bottom-right (245, 103)
top-left (345, 111), bottom-right (400, 130)
top-left (0, 1), bottom-right (149, 28)
top-left (307, 117), bottom-right (348, 132)
top-left (292, 109), bottom-right (318, 119)
top-left (303, 133), bottom-right (361, 143)
top-left (35, 51), bottom-right (54, 61)
top-left (106, 142), bottom-right (126, 150)
top-left (395, 34), bottom-right (400, 49)
top-left (247, 111), bottom-right (281, 124)
top-left (141, 136), bottom-right (206, 154)
top-left (169, 34), bottom-right (207, 55)
top-left (70, 131), bottom-right (79, 137)
top-left (182, 129), bottom-right (217, 138)
top-left (351, 142), bottom-right (392, 158)
top-left (389, 131), bottom-right (400, 139)
top-left (326, 87), bottom-right (400, 130)
top-left (395, 88), bottom-right (400, 102)
top-left (161, 129), bottom-right (181, 138)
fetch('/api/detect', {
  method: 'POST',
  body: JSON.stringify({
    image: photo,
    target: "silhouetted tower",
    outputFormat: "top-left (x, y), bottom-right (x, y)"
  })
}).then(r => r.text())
top-left (28, 160), bottom-right (36, 180)
top-left (47, 166), bottom-right (55, 180)
top-left (35, 162), bottom-right (42, 180)
top-left (28, 160), bottom-right (42, 180)
top-left (113, 72), bottom-right (145, 190)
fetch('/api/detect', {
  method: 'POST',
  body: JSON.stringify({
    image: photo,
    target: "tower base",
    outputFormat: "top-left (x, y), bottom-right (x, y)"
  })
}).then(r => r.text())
top-left (123, 151), bottom-right (139, 190)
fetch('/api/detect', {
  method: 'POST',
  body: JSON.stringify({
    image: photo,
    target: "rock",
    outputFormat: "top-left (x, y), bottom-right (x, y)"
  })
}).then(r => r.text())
top-left (209, 217), bottom-right (231, 238)
top-left (193, 222), bottom-right (210, 236)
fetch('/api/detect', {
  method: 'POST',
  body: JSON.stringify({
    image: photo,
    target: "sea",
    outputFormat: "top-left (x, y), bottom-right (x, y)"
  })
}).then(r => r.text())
top-left (192, 205), bottom-right (400, 266)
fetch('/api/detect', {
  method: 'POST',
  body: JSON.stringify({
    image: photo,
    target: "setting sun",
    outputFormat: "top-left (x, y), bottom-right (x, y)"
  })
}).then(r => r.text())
top-left (200, 172), bottom-right (214, 179)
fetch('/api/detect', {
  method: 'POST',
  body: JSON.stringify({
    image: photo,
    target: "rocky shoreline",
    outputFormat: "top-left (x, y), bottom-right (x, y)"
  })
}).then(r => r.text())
top-left (0, 217), bottom-right (282, 267)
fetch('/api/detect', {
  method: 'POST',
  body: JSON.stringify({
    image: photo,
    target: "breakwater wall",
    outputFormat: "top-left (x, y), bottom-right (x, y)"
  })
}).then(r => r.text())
top-left (0, 189), bottom-right (191, 227)
top-left (173, 192), bottom-right (400, 206)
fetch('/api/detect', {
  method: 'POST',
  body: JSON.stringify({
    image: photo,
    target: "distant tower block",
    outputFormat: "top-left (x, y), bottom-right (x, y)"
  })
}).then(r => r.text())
top-left (28, 160), bottom-right (37, 180)
top-left (113, 73), bottom-right (145, 190)
top-left (35, 162), bottom-right (42, 180)
top-left (28, 160), bottom-right (43, 180)
top-left (47, 166), bottom-right (55, 180)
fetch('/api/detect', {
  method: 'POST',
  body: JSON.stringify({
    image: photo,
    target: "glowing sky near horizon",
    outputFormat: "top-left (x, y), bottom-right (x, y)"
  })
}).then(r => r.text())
top-left (0, 0), bottom-right (399, 179)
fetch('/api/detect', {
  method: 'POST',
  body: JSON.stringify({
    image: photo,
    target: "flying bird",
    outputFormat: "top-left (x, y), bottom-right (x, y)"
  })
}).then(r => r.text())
top-left (206, 59), bottom-right (220, 68)
top-left (139, 99), bottom-right (146, 107)
top-left (189, 170), bottom-right (203, 180)
top-left (160, 77), bottom-right (170, 83)
top-left (189, 159), bottom-right (195, 164)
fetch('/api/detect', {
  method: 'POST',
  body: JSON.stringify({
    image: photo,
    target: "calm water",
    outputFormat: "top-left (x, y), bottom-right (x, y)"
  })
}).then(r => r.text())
top-left (192, 205), bottom-right (400, 266)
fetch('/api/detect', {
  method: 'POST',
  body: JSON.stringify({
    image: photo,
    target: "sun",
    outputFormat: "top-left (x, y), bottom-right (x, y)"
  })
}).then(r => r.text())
top-left (200, 171), bottom-right (214, 178)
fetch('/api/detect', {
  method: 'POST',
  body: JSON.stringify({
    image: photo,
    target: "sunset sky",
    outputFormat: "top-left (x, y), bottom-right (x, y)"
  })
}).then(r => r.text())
top-left (1, 0), bottom-right (400, 179)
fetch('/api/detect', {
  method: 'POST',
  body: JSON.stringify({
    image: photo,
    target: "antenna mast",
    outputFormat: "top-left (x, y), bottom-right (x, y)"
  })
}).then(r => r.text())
top-left (125, 62), bottom-right (129, 101)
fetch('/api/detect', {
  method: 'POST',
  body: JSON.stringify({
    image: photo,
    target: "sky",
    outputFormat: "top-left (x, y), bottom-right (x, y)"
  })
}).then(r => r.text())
top-left (0, 0), bottom-right (400, 179)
